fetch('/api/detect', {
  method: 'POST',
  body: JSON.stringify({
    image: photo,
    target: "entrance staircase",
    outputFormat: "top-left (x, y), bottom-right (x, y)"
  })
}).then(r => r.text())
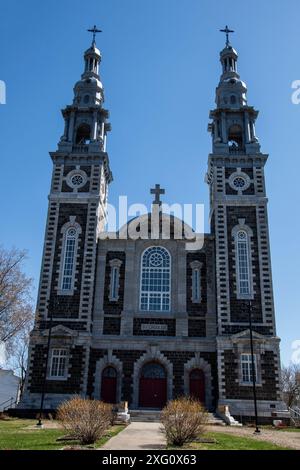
top-left (129, 409), bottom-right (227, 425)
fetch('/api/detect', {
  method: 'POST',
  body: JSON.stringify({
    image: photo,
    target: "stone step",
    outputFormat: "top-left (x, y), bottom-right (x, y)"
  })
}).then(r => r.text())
top-left (129, 410), bottom-right (228, 425)
top-left (207, 413), bottom-right (227, 426)
top-left (130, 409), bottom-right (161, 422)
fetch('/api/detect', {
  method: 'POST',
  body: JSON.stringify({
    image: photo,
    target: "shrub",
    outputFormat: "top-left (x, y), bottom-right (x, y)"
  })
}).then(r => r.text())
top-left (57, 397), bottom-right (112, 445)
top-left (160, 397), bottom-right (208, 447)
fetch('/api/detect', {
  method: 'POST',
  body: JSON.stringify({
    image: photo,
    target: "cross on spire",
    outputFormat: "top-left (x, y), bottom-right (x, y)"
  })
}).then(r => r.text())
top-left (87, 25), bottom-right (102, 46)
top-left (151, 184), bottom-right (165, 206)
top-left (220, 25), bottom-right (234, 47)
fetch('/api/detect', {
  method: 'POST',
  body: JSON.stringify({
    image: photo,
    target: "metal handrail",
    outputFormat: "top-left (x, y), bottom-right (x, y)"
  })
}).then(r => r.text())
top-left (0, 396), bottom-right (15, 410)
top-left (3, 399), bottom-right (18, 412)
top-left (289, 406), bottom-right (300, 418)
top-left (0, 396), bottom-right (14, 408)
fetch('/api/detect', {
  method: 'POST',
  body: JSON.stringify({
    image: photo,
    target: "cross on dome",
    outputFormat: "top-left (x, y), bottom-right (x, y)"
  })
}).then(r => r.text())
top-left (87, 25), bottom-right (102, 46)
top-left (150, 184), bottom-right (165, 206)
top-left (220, 25), bottom-right (234, 47)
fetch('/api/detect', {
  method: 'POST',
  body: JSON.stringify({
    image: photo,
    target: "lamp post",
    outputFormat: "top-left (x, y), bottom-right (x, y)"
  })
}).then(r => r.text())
top-left (37, 304), bottom-right (54, 427)
top-left (248, 300), bottom-right (260, 434)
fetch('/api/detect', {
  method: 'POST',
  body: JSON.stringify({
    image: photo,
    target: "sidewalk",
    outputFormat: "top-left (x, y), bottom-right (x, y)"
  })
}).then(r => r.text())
top-left (101, 422), bottom-right (166, 450)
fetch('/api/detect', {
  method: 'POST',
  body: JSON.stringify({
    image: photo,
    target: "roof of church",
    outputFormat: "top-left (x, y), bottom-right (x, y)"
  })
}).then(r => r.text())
top-left (117, 212), bottom-right (197, 241)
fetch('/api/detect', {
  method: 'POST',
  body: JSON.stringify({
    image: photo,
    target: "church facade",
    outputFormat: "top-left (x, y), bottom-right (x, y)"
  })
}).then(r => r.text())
top-left (19, 32), bottom-right (287, 421)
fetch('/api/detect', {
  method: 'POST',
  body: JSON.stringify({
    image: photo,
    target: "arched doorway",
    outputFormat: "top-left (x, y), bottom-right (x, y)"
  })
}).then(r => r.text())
top-left (101, 366), bottom-right (117, 404)
top-left (139, 362), bottom-right (167, 408)
top-left (189, 369), bottom-right (205, 404)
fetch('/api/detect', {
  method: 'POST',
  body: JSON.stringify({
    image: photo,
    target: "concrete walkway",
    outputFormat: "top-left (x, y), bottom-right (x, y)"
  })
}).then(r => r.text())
top-left (101, 422), bottom-right (166, 450)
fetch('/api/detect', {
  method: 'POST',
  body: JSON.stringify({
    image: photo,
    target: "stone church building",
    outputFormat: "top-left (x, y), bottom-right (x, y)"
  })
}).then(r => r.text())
top-left (19, 31), bottom-right (287, 421)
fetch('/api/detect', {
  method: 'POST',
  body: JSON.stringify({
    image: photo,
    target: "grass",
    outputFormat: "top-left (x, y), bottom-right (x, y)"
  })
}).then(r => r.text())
top-left (259, 425), bottom-right (300, 433)
top-left (0, 418), bottom-right (125, 450)
top-left (169, 432), bottom-right (292, 450)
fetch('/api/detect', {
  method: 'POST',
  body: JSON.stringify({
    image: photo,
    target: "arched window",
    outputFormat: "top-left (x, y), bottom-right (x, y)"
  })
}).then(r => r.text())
top-left (75, 124), bottom-right (91, 144)
top-left (140, 247), bottom-right (171, 312)
top-left (61, 228), bottom-right (78, 291)
top-left (141, 362), bottom-right (166, 379)
top-left (228, 124), bottom-right (243, 149)
top-left (236, 230), bottom-right (251, 296)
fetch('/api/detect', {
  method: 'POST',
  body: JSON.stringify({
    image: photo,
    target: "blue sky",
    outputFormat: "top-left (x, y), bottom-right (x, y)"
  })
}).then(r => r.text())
top-left (0, 0), bottom-right (299, 365)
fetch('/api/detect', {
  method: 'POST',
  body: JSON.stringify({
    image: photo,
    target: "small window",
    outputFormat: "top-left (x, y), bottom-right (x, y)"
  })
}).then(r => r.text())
top-left (190, 261), bottom-right (202, 303)
top-left (110, 266), bottom-right (119, 301)
top-left (50, 349), bottom-right (67, 378)
top-left (230, 95), bottom-right (236, 104)
top-left (241, 353), bottom-right (257, 384)
top-left (109, 259), bottom-right (122, 302)
top-left (192, 269), bottom-right (200, 302)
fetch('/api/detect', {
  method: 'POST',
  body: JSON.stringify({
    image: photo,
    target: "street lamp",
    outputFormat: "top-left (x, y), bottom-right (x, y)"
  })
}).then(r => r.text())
top-left (248, 300), bottom-right (260, 434)
top-left (36, 304), bottom-right (54, 427)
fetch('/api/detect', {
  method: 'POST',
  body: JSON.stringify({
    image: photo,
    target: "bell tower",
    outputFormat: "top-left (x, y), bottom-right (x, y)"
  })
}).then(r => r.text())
top-left (36, 29), bottom-right (112, 332)
top-left (20, 28), bottom-right (113, 410)
top-left (206, 29), bottom-right (284, 416)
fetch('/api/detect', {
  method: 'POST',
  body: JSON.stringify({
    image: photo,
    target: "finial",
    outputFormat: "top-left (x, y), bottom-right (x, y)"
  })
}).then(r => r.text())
top-left (150, 184), bottom-right (165, 206)
top-left (87, 25), bottom-right (102, 47)
top-left (220, 25), bottom-right (234, 47)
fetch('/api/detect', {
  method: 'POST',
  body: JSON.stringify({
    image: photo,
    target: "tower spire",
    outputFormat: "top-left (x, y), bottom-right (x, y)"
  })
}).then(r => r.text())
top-left (87, 25), bottom-right (102, 47)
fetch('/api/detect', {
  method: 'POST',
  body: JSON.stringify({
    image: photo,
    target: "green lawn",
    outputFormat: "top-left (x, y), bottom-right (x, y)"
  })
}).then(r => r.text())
top-left (169, 432), bottom-right (292, 450)
top-left (0, 419), bottom-right (125, 450)
top-left (259, 425), bottom-right (300, 433)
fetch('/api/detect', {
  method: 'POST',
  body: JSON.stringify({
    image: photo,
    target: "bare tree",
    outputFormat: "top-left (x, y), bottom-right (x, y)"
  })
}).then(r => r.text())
top-left (281, 364), bottom-right (300, 408)
top-left (0, 246), bottom-right (34, 353)
top-left (7, 321), bottom-right (33, 397)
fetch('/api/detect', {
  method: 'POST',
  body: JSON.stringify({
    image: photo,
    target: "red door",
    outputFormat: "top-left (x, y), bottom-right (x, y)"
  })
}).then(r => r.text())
top-left (189, 369), bottom-right (205, 404)
top-left (101, 367), bottom-right (117, 404)
top-left (139, 363), bottom-right (167, 408)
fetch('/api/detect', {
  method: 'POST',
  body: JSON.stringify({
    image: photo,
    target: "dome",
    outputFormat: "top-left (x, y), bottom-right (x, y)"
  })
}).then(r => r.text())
top-left (220, 45), bottom-right (238, 57)
top-left (84, 45), bottom-right (101, 57)
top-left (223, 77), bottom-right (247, 89)
top-left (118, 213), bottom-right (196, 241)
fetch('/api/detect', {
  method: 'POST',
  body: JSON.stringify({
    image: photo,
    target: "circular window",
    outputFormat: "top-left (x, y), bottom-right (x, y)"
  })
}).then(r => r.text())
top-left (149, 252), bottom-right (164, 267)
top-left (233, 176), bottom-right (246, 189)
top-left (66, 170), bottom-right (87, 190)
top-left (229, 171), bottom-right (250, 192)
top-left (238, 231), bottom-right (247, 240)
top-left (67, 228), bottom-right (77, 237)
top-left (71, 174), bottom-right (84, 187)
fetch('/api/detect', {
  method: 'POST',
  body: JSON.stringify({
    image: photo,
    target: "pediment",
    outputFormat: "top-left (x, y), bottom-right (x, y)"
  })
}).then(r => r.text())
top-left (41, 324), bottom-right (78, 338)
top-left (231, 329), bottom-right (266, 342)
